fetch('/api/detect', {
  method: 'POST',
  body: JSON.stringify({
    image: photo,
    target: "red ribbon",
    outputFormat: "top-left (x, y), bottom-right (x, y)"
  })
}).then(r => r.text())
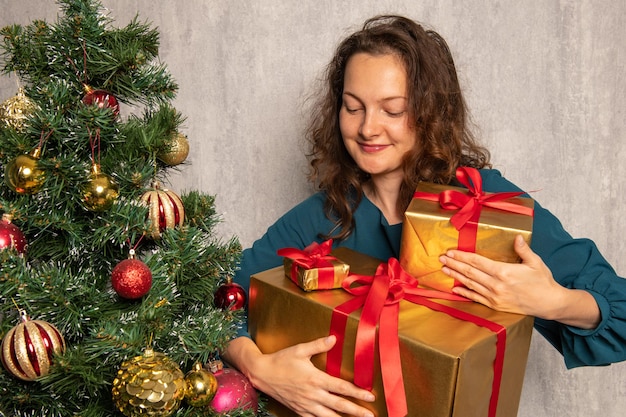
top-left (327, 258), bottom-right (507, 417)
top-left (277, 240), bottom-right (338, 288)
top-left (412, 166), bottom-right (533, 252)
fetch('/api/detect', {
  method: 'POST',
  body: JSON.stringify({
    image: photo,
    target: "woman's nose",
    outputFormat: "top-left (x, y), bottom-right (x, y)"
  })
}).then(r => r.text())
top-left (359, 110), bottom-right (381, 139)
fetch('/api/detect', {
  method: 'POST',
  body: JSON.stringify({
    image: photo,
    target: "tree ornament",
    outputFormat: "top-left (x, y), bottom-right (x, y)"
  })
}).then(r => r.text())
top-left (82, 85), bottom-right (120, 117)
top-left (208, 360), bottom-right (258, 414)
top-left (82, 164), bottom-right (119, 211)
top-left (184, 361), bottom-right (218, 407)
top-left (1, 309), bottom-right (66, 381)
top-left (4, 147), bottom-right (45, 194)
top-left (112, 347), bottom-right (186, 417)
top-left (157, 132), bottom-right (190, 166)
top-left (111, 249), bottom-right (152, 299)
top-left (214, 277), bottom-right (247, 311)
top-left (0, 213), bottom-right (27, 254)
top-left (140, 181), bottom-right (185, 239)
top-left (0, 87), bottom-right (36, 131)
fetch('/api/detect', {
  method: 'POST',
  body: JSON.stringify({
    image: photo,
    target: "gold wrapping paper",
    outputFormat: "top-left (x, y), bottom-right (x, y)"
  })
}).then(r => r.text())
top-left (283, 256), bottom-right (350, 291)
top-left (249, 248), bottom-right (534, 417)
top-left (400, 182), bottom-right (534, 293)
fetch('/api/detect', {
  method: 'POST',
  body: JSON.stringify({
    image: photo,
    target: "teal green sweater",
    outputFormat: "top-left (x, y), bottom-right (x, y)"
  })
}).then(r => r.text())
top-left (234, 169), bottom-right (626, 369)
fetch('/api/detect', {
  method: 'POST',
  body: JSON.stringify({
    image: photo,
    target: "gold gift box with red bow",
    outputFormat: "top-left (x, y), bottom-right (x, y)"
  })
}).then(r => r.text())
top-left (400, 168), bottom-right (534, 293)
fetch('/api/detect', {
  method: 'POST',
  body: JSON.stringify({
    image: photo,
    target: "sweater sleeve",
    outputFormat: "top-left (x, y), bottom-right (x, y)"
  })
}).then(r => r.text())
top-left (233, 193), bottom-right (332, 294)
top-left (232, 193), bottom-right (333, 338)
top-left (480, 169), bottom-right (626, 368)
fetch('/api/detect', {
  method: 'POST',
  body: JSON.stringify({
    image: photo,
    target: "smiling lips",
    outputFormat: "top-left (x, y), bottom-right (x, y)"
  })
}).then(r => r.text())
top-left (360, 143), bottom-right (390, 153)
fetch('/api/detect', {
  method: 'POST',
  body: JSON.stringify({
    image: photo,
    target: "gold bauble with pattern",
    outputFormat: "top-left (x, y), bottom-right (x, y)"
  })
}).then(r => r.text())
top-left (1, 310), bottom-right (66, 381)
top-left (157, 132), bottom-right (189, 166)
top-left (0, 87), bottom-right (36, 131)
top-left (111, 347), bottom-right (186, 417)
top-left (140, 181), bottom-right (185, 239)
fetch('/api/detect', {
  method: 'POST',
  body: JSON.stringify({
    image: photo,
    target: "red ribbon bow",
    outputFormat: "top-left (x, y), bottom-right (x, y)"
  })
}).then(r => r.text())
top-left (327, 258), bottom-right (507, 417)
top-left (277, 240), bottom-right (337, 287)
top-left (413, 166), bottom-right (534, 252)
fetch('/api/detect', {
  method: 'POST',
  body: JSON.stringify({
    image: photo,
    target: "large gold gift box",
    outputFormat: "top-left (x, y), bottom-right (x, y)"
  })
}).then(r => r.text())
top-left (249, 248), bottom-right (534, 417)
top-left (400, 181), bottom-right (534, 293)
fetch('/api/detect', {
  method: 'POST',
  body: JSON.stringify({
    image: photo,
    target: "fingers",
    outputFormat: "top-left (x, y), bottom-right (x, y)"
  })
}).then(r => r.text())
top-left (513, 234), bottom-right (539, 265)
top-left (293, 335), bottom-right (337, 359)
top-left (273, 337), bottom-right (375, 417)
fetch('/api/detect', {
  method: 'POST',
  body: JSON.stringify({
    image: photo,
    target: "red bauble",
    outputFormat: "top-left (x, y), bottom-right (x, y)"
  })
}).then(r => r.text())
top-left (0, 213), bottom-right (27, 254)
top-left (111, 254), bottom-right (152, 299)
top-left (82, 86), bottom-right (120, 117)
top-left (1, 311), bottom-right (66, 381)
top-left (208, 361), bottom-right (258, 414)
top-left (214, 278), bottom-right (246, 311)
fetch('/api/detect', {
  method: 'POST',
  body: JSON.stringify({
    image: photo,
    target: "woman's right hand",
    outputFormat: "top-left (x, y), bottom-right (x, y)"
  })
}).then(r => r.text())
top-left (222, 335), bottom-right (375, 417)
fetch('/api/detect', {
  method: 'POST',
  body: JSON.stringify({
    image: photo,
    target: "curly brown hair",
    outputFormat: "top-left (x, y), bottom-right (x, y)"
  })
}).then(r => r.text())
top-left (306, 15), bottom-right (490, 240)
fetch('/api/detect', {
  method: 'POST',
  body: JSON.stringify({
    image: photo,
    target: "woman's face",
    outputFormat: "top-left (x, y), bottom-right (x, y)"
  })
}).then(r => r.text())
top-left (340, 52), bottom-right (416, 181)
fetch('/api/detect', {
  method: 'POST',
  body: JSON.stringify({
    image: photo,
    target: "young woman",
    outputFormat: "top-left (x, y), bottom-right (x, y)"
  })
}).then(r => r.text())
top-left (222, 15), bottom-right (626, 417)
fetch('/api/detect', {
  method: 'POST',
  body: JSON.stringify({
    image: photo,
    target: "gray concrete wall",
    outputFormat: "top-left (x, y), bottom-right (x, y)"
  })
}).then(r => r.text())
top-left (1, 1), bottom-right (624, 415)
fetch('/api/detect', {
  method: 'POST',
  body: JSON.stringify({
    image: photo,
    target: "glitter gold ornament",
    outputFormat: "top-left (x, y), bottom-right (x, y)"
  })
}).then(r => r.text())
top-left (184, 361), bottom-right (218, 407)
top-left (157, 132), bottom-right (189, 166)
top-left (82, 164), bottom-right (119, 211)
top-left (140, 181), bottom-right (185, 239)
top-left (0, 87), bottom-right (35, 131)
top-left (112, 347), bottom-right (186, 417)
top-left (1, 309), bottom-right (66, 381)
top-left (4, 147), bottom-right (45, 194)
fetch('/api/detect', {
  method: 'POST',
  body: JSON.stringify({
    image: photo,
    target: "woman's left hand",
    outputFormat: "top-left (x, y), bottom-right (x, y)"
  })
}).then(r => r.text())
top-left (439, 234), bottom-right (567, 319)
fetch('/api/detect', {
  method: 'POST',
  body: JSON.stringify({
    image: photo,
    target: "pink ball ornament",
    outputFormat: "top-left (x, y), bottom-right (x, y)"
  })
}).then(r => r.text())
top-left (208, 360), bottom-right (258, 414)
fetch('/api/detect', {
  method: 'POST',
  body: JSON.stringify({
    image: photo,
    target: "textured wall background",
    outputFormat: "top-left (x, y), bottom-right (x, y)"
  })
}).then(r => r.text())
top-left (1, 1), bottom-right (624, 415)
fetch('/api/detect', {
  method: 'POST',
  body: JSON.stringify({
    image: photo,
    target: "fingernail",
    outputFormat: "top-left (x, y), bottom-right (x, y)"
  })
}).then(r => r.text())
top-left (365, 392), bottom-right (375, 402)
top-left (439, 255), bottom-right (447, 264)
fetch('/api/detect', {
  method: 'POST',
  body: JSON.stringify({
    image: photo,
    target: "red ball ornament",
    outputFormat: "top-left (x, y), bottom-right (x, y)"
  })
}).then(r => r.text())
top-left (111, 250), bottom-right (152, 299)
top-left (0, 213), bottom-right (27, 254)
top-left (208, 360), bottom-right (258, 414)
top-left (82, 86), bottom-right (120, 117)
top-left (214, 277), bottom-right (246, 311)
top-left (1, 310), bottom-right (66, 381)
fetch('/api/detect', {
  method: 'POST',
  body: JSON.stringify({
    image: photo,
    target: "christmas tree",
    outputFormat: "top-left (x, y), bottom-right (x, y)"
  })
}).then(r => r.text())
top-left (0, 1), bottom-right (260, 416)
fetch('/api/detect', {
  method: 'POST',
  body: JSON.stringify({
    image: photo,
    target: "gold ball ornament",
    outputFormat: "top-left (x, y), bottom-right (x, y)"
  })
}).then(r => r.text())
top-left (82, 164), bottom-right (120, 211)
top-left (0, 87), bottom-right (35, 131)
top-left (140, 181), bottom-right (185, 239)
top-left (112, 347), bottom-right (186, 417)
top-left (184, 361), bottom-right (218, 407)
top-left (157, 132), bottom-right (189, 166)
top-left (4, 147), bottom-right (45, 194)
top-left (0, 310), bottom-right (66, 381)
